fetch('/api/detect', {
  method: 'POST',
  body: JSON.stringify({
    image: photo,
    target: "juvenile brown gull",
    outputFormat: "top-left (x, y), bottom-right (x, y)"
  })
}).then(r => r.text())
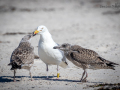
top-left (8, 34), bottom-right (35, 81)
top-left (53, 43), bottom-right (119, 82)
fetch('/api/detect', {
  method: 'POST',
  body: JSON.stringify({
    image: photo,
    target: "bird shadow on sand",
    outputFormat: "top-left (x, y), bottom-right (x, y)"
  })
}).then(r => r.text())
top-left (41, 78), bottom-right (103, 84)
top-left (35, 76), bottom-right (104, 84)
top-left (0, 76), bottom-right (18, 82)
top-left (32, 76), bottom-right (81, 82)
top-left (0, 76), bottom-right (56, 82)
top-left (0, 76), bottom-right (103, 84)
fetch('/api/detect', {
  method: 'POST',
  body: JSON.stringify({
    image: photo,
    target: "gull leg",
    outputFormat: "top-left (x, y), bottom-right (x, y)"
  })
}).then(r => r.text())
top-left (57, 65), bottom-right (60, 79)
top-left (46, 64), bottom-right (49, 78)
top-left (82, 71), bottom-right (88, 82)
top-left (14, 69), bottom-right (16, 82)
top-left (80, 70), bottom-right (86, 82)
top-left (29, 69), bottom-right (33, 81)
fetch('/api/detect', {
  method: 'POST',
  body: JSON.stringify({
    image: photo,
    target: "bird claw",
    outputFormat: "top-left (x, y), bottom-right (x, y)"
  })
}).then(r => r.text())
top-left (80, 79), bottom-right (87, 82)
top-left (31, 78), bottom-right (34, 81)
top-left (46, 76), bottom-right (49, 80)
top-left (56, 77), bottom-right (59, 80)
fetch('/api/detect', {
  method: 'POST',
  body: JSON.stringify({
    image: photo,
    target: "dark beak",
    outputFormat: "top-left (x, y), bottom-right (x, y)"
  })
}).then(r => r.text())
top-left (53, 46), bottom-right (60, 49)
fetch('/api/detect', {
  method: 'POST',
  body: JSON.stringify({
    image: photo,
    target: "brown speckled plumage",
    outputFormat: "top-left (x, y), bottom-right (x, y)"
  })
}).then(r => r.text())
top-left (53, 43), bottom-right (119, 82)
top-left (8, 34), bottom-right (35, 81)
top-left (67, 45), bottom-right (118, 70)
top-left (10, 42), bottom-right (34, 68)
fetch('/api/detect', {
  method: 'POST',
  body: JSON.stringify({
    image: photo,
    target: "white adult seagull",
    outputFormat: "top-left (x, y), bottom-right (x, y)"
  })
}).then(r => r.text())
top-left (33, 25), bottom-right (68, 78)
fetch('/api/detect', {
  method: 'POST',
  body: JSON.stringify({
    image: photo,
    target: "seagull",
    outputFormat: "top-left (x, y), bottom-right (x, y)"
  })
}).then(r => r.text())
top-left (8, 34), bottom-right (35, 81)
top-left (33, 25), bottom-right (68, 78)
top-left (53, 43), bottom-right (119, 82)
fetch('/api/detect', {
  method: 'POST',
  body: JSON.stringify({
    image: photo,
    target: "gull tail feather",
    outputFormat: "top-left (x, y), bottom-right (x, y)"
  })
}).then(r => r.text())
top-left (8, 63), bottom-right (12, 66)
top-left (34, 54), bottom-right (39, 59)
top-left (59, 61), bottom-right (68, 68)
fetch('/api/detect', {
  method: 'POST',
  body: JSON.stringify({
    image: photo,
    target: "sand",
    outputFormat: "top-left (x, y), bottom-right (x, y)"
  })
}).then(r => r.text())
top-left (0, 0), bottom-right (120, 90)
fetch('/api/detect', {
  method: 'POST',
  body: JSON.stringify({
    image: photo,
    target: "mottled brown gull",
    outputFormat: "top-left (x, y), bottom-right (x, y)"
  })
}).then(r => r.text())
top-left (8, 34), bottom-right (35, 81)
top-left (53, 43), bottom-right (119, 82)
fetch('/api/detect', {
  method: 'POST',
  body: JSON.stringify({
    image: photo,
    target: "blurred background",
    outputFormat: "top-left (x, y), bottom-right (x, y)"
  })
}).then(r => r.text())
top-left (0, 0), bottom-right (120, 60)
top-left (0, 0), bottom-right (120, 89)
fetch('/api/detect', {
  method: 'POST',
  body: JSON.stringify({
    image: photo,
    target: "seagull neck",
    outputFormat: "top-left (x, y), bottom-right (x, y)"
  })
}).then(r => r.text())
top-left (64, 51), bottom-right (69, 56)
top-left (19, 41), bottom-right (31, 47)
top-left (40, 31), bottom-right (54, 42)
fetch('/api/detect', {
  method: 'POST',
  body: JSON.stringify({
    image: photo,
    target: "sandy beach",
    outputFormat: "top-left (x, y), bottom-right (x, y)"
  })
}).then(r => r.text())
top-left (0, 0), bottom-right (120, 89)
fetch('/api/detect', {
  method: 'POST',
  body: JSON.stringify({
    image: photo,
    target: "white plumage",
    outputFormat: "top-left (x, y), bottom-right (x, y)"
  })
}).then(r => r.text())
top-left (34, 25), bottom-right (68, 78)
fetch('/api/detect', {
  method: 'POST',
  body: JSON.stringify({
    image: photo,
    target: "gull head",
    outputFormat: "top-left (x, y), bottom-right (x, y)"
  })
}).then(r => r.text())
top-left (53, 43), bottom-right (71, 52)
top-left (21, 34), bottom-right (33, 42)
top-left (33, 25), bottom-right (48, 36)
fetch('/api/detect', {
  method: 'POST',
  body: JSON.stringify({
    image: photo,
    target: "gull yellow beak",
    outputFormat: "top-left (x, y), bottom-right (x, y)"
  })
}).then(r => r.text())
top-left (34, 30), bottom-right (39, 34)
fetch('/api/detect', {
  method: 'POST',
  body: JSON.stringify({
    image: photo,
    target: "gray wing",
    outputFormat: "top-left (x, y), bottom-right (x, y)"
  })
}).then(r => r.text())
top-left (56, 43), bottom-right (67, 62)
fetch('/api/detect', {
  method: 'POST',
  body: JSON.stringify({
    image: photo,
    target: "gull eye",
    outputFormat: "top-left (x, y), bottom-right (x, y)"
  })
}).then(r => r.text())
top-left (62, 45), bottom-right (66, 47)
top-left (41, 27), bottom-right (44, 29)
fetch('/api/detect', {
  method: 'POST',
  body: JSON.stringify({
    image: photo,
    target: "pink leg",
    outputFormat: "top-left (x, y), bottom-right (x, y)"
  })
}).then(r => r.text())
top-left (82, 71), bottom-right (88, 82)
top-left (14, 70), bottom-right (16, 82)
top-left (80, 70), bottom-right (86, 81)
top-left (29, 70), bottom-right (33, 81)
